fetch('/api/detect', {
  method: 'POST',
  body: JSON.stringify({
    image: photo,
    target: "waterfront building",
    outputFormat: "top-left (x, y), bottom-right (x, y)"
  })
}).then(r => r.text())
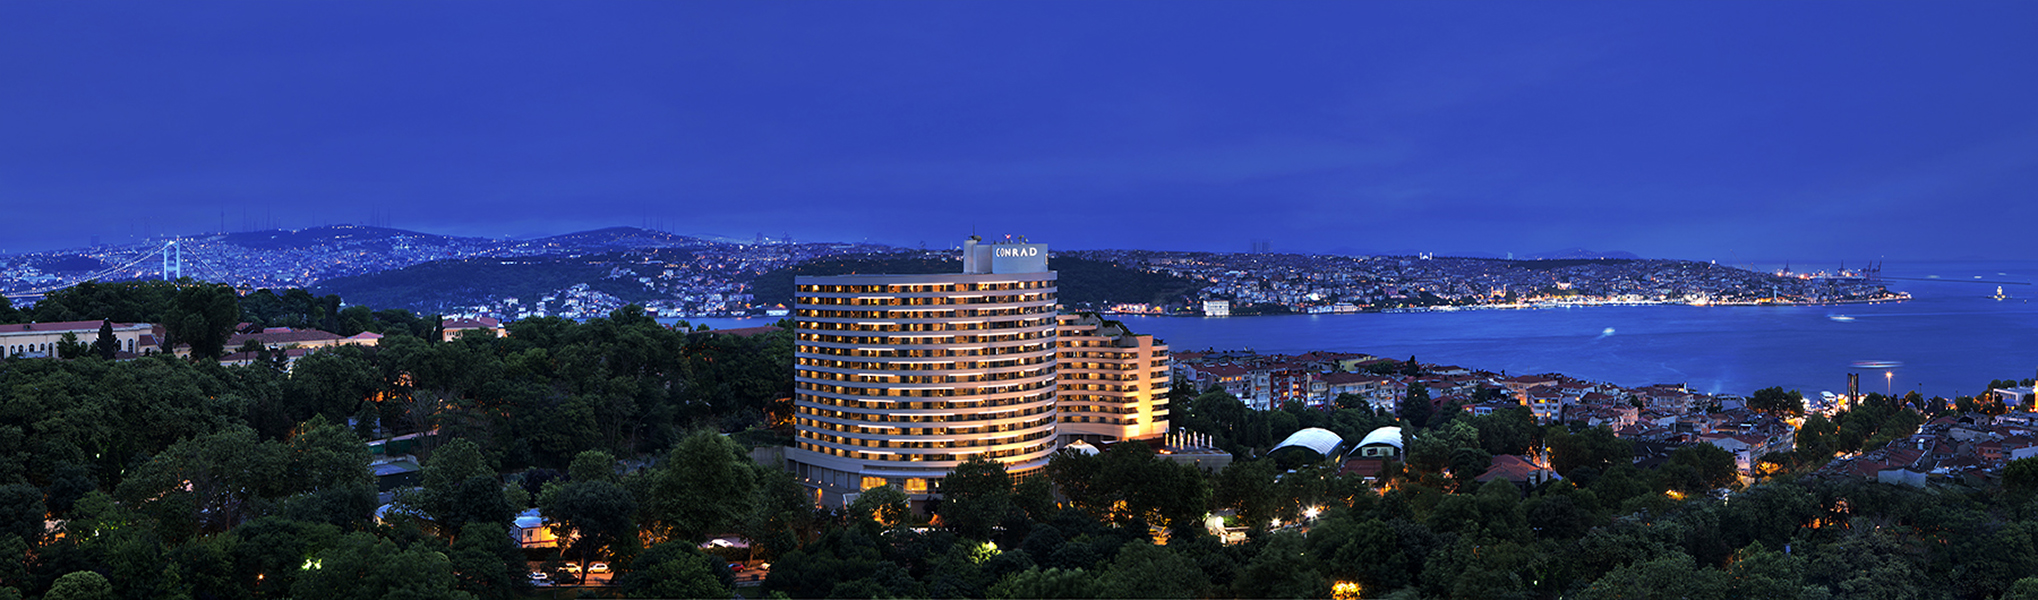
top-left (786, 236), bottom-right (1061, 509)
top-left (1054, 312), bottom-right (1171, 445)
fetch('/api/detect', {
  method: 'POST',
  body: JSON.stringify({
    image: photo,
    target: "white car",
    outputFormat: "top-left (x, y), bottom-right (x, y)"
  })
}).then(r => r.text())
top-left (588, 562), bottom-right (611, 574)
top-left (528, 571), bottom-right (551, 586)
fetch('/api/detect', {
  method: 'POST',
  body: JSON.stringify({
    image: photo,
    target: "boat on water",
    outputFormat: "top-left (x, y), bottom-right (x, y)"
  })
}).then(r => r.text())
top-left (1827, 314), bottom-right (1855, 322)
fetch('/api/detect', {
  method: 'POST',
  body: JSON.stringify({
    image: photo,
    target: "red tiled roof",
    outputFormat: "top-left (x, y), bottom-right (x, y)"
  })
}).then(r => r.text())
top-left (1476, 454), bottom-right (1550, 483)
top-left (1339, 458), bottom-right (1388, 478)
top-left (227, 329), bottom-right (343, 346)
top-left (442, 317), bottom-right (502, 329)
top-left (0, 320), bottom-right (135, 333)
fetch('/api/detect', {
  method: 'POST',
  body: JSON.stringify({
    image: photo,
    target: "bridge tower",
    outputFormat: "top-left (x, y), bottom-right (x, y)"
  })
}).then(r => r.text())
top-left (162, 241), bottom-right (182, 281)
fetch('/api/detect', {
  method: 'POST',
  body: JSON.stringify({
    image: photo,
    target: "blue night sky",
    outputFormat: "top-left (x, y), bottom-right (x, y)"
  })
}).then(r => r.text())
top-left (3, 2), bottom-right (2035, 262)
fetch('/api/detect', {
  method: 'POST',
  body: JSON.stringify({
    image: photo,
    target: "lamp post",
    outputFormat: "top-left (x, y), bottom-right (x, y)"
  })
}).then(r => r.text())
top-left (1886, 371), bottom-right (1893, 396)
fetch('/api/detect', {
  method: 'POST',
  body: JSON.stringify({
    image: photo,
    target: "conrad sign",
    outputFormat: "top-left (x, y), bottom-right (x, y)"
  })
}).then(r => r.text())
top-left (963, 237), bottom-right (1050, 274)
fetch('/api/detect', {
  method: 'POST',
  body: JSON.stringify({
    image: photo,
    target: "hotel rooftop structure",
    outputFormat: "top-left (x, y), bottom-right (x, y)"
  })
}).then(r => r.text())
top-left (786, 236), bottom-right (1176, 508)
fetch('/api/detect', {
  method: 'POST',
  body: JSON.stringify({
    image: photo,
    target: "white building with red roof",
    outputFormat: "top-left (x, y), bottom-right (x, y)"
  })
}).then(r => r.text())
top-left (0, 320), bottom-right (152, 358)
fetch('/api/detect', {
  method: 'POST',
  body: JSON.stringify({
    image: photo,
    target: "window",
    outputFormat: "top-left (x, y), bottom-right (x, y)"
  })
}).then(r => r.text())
top-left (861, 476), bottom-right (888, 490)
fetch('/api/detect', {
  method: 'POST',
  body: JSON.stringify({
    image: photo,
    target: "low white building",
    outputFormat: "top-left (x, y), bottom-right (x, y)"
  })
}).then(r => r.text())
top-left (0, 320), bottom-right (152, 358)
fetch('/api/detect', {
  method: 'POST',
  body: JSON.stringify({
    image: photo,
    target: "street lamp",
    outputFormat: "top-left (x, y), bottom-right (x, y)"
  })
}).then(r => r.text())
top-left (1885, 371), bottom-right (1893, 396)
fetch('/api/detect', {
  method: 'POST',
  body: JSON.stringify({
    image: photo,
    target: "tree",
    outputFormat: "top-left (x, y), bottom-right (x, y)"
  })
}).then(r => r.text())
top-left (45, 571), bottom-right (112, 600)
top-left (539, 476), bottom-right (640, 574)
top-left (1214, 460), bottom-right (1280, 529)
top-left (620, 542), bottom-right (731, 600)
top-left (1661, 443), bottom-right (1739, 492)
top-left (1400, 383), bottom-right (1433, 428)
top-left (1547, 425), bottom-right (1633, 477)
top-left (940, 455), bottom-right (1014, 540)
top-left (291, 531), bottom-right (476, 600)
top-left (1574, 553), bottom-right (1728, 600)
top-left (417, 438), bottom-right (510, 537)
top-left (1092, 541), bottom-right (1210, 598)
top-left (0, 485), bottom-right (45, 545)
top-left (162, 282), bottom-right (241, 360)
top-left (2006, 457), bottom-right (2038, 497)
top-left (278, 416), bottom-right (377, 528)
top-left (847, 485), bottom-right (911, 529)
top-left (643, 431), bottom-right (755, 544)
top-left (1749, 386), bottom-right (1805, 416)
top-left (91, 320), bottom-right (119, 359)
top-left (989, 567), bottom-right (1094, 599)
top-left (231, 516), bottom-right (342, 597)
top-left (448, 522), bottom-right (525, 600)
top-left (1470, 406), bottom-right (1537, 456)
top-left (54, 332), bottom-right (89, 360)
top-left (2008, 577), bottom-right (2038, 600)
top-left (115, 426), bottom-right (287, 538)
top-left (742, 468), bottom-right (821, 560)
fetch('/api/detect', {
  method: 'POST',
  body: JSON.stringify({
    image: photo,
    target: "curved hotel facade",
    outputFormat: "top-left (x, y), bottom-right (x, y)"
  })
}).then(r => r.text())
top-left (787, 238), bottom-right (1063, 508)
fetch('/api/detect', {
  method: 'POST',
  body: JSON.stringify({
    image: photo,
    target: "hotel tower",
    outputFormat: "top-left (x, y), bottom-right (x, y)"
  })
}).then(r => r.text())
top-left (788, 236), bottom-right (1066, 508)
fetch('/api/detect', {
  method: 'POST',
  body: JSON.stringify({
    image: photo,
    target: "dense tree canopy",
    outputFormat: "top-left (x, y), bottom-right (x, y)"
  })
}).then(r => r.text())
top-left (8, 282), bottom-right (2038, 599)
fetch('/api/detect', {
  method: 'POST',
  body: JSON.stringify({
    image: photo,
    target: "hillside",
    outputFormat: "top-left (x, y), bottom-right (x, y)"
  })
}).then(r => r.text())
top-left (515, 227), bottom-right (712, 251)
top-left (311, 253), bottom-right (674, 313)
top-left (220, 224), bottom-right (484, 250)
top-left (749, 253), bottom-right (1202, 308)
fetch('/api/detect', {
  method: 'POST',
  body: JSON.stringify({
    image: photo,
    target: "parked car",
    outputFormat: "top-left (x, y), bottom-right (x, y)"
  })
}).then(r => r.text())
top-left (561, 563), bottom-right (583, 574)
top-left (588, 562), bottom-right (610, 574)
top-left (528, 571), bottom-right (551, 586)
top-left (728, 562), bottom-right (746, 572)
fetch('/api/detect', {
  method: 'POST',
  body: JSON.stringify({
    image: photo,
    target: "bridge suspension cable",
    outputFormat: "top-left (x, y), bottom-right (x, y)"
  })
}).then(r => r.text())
top-left (2, 241), bottom-right (183, 300)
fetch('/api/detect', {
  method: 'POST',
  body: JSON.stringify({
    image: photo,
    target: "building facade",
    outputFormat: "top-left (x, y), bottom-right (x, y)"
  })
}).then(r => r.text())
top-left (0, 320), bottom-right (152, 358)
top-left (1054, 312), bottom-right (1170, 445)
top-left (786, 237), bottom-right (1062, 509)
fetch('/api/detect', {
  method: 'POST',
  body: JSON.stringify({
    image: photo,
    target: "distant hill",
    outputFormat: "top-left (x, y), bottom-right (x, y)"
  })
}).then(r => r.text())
top-left (1504, 257), bottom-right (1643, 271)
top-left (33, 256), bottom-right (106, 272)
top-left (311, 252), bottom-right (678, 313)
top-left (1524, 248), bottom-right (1641, 260)
top-left (520, 227), bottom-right (711, 250)
top-left (221, 224), bottom-right (484, 251)
top-left (749, 253), bottom-right (1202, 308)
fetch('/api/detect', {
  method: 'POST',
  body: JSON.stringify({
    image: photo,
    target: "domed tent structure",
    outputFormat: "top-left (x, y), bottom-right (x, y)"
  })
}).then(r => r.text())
top-left (1269, 427), bottom-right (1347, 460)
top-left (1353, 426), bottom-right (1403, 459)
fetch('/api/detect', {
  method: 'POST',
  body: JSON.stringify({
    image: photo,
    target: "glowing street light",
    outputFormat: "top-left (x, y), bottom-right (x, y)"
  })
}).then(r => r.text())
top-left (1886, 371), bottom-right (1893, 396)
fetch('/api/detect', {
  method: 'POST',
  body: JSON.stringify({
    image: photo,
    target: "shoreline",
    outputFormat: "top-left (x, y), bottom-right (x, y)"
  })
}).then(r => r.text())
top-left (1099, 292), bottom-right (1913, 317)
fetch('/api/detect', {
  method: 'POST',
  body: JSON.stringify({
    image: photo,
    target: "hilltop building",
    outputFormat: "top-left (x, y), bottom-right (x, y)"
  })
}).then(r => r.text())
top-left (786, 236), bottom-right (1062, 509)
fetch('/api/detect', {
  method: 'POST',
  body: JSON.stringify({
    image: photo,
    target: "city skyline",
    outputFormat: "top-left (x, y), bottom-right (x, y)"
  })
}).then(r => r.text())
top-left (5, 2), bottom-right (2037, 262)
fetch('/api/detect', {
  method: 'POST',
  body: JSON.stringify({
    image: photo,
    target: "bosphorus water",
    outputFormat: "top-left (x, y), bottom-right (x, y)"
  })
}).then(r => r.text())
top-left (677, 260), bottom-right (2038, 400)
top-left (1118, 260), bottom-right (2038, 400)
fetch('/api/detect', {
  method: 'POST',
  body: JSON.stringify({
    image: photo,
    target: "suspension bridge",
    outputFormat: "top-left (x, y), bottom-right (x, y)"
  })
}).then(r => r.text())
top-left (2, 240), bottom-right (224, 301)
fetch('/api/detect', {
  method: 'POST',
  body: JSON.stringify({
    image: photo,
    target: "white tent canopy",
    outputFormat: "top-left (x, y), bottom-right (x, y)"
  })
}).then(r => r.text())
top-left (1357, 426), bottom-right (1404, 450)
top-left (1270, 427), bottom-right (1345, 457)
